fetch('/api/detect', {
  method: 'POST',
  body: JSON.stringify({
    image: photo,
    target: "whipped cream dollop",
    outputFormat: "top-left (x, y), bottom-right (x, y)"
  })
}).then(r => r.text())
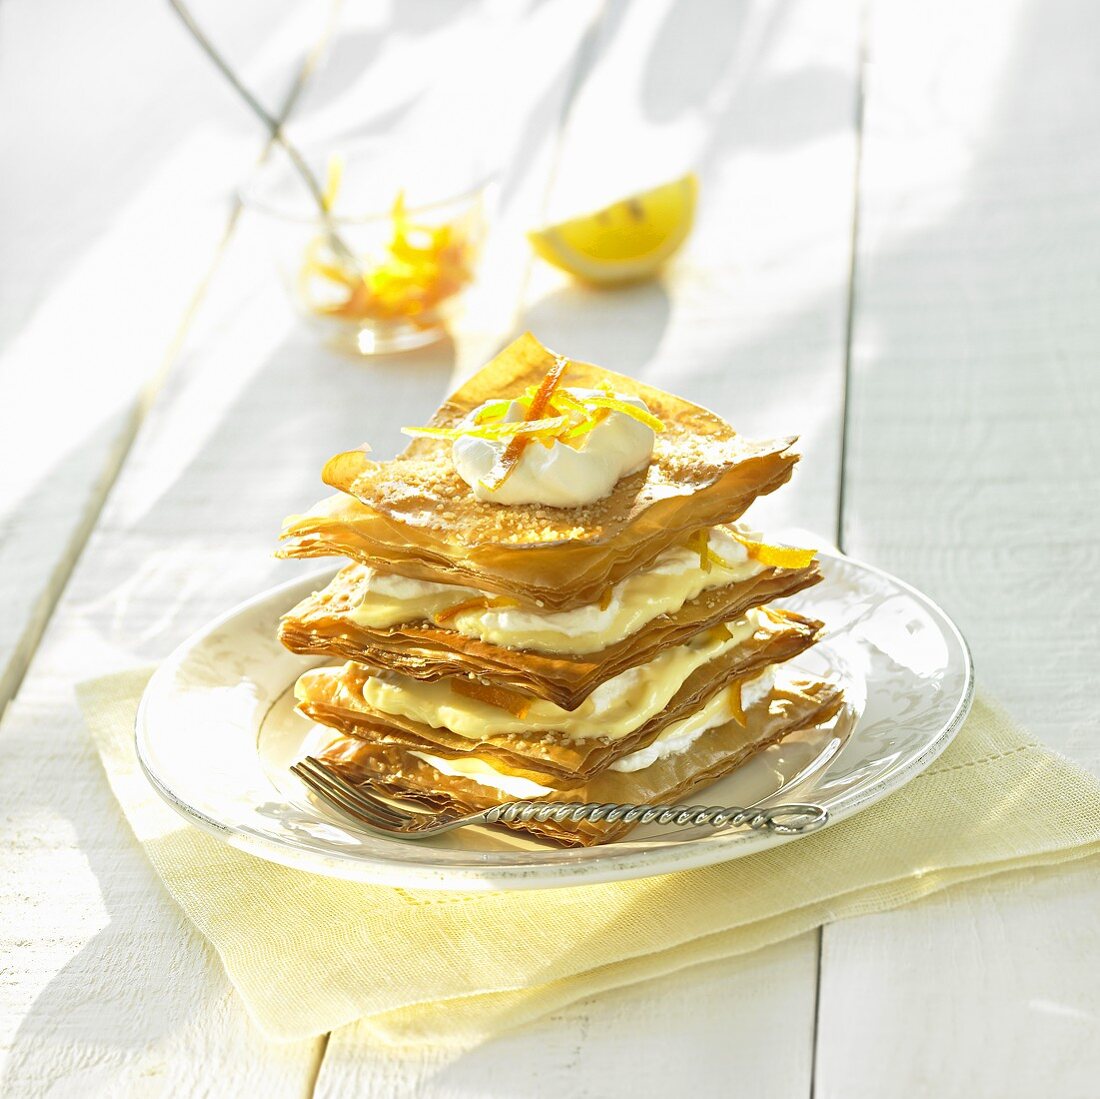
top-left (452, 388), bottom-right (656, 508)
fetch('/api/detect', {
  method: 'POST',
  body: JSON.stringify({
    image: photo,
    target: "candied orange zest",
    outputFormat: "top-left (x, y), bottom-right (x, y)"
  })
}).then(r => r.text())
top-left (583, 395), bottom-right (666, 433)
top-left (598, 586), bottom-right (614, 610)
top-left (734, 536), bottom-right (817, 570)
top-left (432, 595), bottom-right (518, 625)
top-left (561, 406), bottom-right (610, 441)
top-left (687, 529), bottom-right (742, 572)
top-left (687, 529), bottom-right (712, 572)
top-left (298, 183), bottom-right (478, 324)
top-left (728, 682), bottom-right (747, 726)
top-left (401, 362), bottom-right (667, 482)
top-left (481, 356), bottom-right (570, 491)
top-left (432, 598), bottom-right (488, 624)
top-left (528, 357), bottom-right (571, 418)
top-left (547, 388), bottom-right (590, 416)
top-left (473, 399), bottom-right (513, 424)
top-left (450, 677), bottom-right (533, 719)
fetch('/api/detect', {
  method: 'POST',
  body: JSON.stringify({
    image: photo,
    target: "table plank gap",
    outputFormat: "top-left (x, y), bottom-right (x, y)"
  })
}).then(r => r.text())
top-left (0, 1), bottom-right (342, 723)
top-left (0, 2), bottom-right (490, 1092)
top-left (816, 0), bottom-right (1100, 1094)
top-left (808, 10), bottom-right (869, 1095)
top-left (0, 0), bottom-right (335, 720)
top-left (832, 0), bottom-right (870, 558)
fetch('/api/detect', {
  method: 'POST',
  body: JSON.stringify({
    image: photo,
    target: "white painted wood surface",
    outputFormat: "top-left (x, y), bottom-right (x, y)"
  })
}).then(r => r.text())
top-left (2, 0), bottom-right (1098, 1096)
top-left (318, 940), bottom-right (819, 1099)
top-left (0, 0), bottom-right (327, 712)
top-left (816, 3), bottom-right (1100, 1096)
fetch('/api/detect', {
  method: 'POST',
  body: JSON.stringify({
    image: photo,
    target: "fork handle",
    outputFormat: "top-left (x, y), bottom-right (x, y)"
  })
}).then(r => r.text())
top-left (483, 801), bottom-right (828, 835)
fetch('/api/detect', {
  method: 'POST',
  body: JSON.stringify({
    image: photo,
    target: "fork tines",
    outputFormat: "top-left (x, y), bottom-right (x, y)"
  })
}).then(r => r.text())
top-left (291, 756), bottom-right (413, 831)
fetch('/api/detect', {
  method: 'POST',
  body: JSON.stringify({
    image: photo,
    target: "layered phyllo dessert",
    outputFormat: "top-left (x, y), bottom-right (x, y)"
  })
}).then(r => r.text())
top-left (279, 333), bottom-right (842, 846)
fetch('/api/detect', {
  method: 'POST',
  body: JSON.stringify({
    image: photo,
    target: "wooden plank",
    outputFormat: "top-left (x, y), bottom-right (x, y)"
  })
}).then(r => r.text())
top-left (316, 941), bottom-right (819, 1099)
top-left (317, 0), bottom-right (863, 1092)
top-left (0, 0), bottom-right (324, 713)
top-left (0, 3), bottom-right (556, 1094)
top-left (815, 1), bottom-right (1100, 1095)
top-left (0, 2), bottom-right (339, 1093)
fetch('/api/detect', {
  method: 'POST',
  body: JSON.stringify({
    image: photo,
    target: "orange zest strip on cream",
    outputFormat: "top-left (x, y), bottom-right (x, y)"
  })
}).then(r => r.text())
top-left (479, 355), bottom-right (570, 491)
top-left (400, 362), bottom-right (666, 473)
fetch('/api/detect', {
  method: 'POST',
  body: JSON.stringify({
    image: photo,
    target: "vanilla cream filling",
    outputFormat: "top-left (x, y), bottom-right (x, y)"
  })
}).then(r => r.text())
top-left (346, 526), bottom-right (765, 654)
top-left (409, 752), bottom-right (555, 798)
top-left (360, 610), bottom-right (766, 743)
top-left (607, 687), bottom-right (737, 773)
top-left (607, 663), bottom-right (781, 772)
top-left (740, 664), bottom-right (778, 710)
top-left (406, 662), bottom-right (785, 793)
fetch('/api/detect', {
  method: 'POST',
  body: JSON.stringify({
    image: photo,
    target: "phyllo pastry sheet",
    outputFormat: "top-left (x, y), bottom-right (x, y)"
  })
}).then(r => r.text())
top-left (317, 676), bottom-right (844, 846)
top-left (280, 557), bottom-right (822, 711)
top-left (277, 333), bottom-right (800, 611)
top-left (293, 608), bottom-right (825, 782)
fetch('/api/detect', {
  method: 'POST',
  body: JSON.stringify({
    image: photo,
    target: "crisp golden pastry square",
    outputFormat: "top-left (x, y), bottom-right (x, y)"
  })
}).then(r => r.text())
top-left (293, 608), bottom-right (825, 783)
top-left (318, 677), bottom-right (844, 846)
top-left (278, 332), bottom-right (800, 610)
top-left (280, 559), bottom-right (823, 710)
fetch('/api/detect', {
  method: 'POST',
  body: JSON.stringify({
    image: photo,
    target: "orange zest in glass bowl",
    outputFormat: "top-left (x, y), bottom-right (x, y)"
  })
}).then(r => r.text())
top-left (297, 160), bottom-right (478, 325)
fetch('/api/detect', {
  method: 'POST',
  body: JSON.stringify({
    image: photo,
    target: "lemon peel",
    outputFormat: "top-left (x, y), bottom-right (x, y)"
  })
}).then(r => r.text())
top-left (402, 416), bottom-right (569, 442)
top-left (402, 361), bottom-right (665, 477)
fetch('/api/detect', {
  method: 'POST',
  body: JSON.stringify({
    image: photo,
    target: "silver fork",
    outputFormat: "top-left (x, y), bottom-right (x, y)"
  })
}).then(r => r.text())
top-left (290, 755), bottom-right (829, 840)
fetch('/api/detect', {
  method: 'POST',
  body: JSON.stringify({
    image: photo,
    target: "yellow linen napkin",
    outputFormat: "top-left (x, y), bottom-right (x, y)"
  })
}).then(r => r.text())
top-left (79, 670), bottom-right (1100, 1046)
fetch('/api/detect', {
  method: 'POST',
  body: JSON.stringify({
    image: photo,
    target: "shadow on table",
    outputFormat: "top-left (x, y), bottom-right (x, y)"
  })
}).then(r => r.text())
top-left (143, 324), bottom-right (457, 539)
top-left (2, 731), bottom-right (317, 1088)
top-left (517, 280), bottom-right (673, 376)
top-left (2, 322), bottom-right (458, 1089)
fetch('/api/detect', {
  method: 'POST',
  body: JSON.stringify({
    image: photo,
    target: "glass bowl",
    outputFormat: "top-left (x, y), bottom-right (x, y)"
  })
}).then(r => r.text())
top-left (241, 137), bottom-right (492, 355)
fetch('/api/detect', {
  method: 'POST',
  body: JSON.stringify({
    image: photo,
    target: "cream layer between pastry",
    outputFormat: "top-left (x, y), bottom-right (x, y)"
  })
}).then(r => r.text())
top-left (344, 524), bottom-right (765, 655)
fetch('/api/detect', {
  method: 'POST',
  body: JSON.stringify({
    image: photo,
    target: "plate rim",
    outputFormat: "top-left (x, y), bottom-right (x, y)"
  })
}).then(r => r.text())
top-left (135, 551), bottom-right (975, 890)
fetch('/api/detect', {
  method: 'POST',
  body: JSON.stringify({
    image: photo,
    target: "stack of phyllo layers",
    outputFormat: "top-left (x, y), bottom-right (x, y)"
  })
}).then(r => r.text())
top-left (278, 334), bottom-right (843, 846)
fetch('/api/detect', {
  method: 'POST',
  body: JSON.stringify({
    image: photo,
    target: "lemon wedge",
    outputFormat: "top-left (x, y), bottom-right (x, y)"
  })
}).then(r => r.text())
top-left (527, 174), bottom-right (698, 284)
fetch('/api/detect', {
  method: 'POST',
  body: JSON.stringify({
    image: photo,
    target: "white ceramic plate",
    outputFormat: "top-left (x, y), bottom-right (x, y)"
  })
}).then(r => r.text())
top-left (136, 551), bottom-right (974, 890)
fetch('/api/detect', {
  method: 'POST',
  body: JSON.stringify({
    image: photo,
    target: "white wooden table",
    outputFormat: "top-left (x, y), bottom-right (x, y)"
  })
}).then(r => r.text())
top-left (3, 1), bottom-right (1098, 1094)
